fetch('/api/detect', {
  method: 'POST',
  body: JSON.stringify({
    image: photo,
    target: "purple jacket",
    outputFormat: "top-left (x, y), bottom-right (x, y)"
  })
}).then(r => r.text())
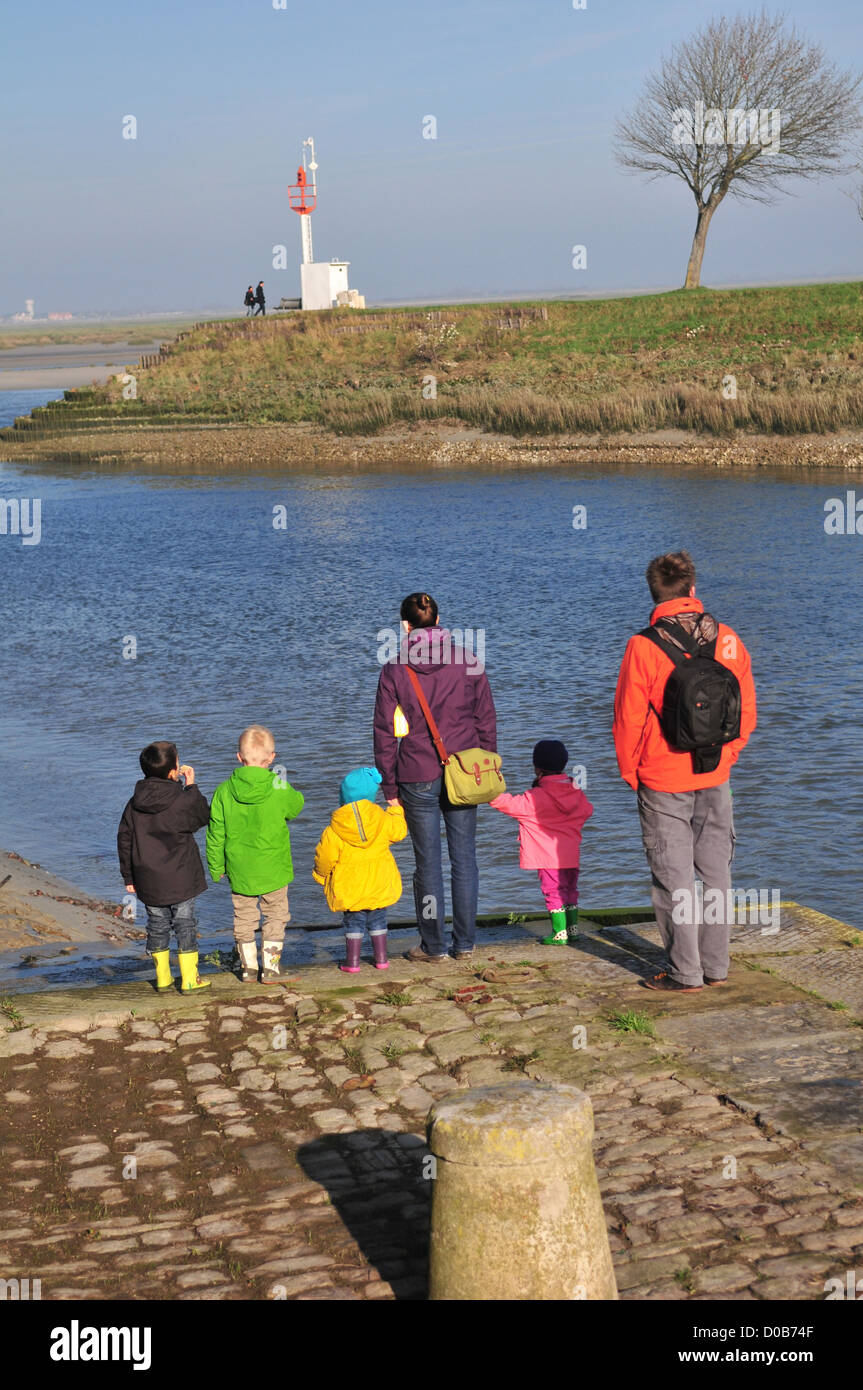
top-left (373, 628), bottom-right (497, 801)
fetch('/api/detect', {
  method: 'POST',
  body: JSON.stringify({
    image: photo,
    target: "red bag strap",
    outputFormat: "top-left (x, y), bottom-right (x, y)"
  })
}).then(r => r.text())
top-left (405, 667), bottom-right (449, 766)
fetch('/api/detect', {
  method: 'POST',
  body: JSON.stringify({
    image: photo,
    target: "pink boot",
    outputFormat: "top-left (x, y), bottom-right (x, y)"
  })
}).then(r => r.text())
top-left (340, 935), bottom-right (362, 974)
top-left (371, 931), bottom-right (389, 970)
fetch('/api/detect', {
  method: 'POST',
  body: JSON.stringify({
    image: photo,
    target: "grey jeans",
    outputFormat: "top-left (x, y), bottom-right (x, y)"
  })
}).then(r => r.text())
top-left (637, 782), bottom-right (735, 986)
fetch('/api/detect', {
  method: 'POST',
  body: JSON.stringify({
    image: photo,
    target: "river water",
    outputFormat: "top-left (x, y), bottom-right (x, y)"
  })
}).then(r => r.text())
top-left (2, 389), bottom-right (862, 961)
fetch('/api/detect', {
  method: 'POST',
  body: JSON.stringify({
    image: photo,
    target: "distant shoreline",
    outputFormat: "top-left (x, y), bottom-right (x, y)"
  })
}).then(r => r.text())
top-left (0, 847), bottom-right (132, 954)
top-left (2, 420), bottom-right (863, 473)
top-left (0, 341), bottom-right (165, 391)
top-left (5, 283), bottom-right (863, 471)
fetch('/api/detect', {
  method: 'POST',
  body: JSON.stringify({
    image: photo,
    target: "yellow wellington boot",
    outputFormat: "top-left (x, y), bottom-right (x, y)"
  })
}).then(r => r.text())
top-left (178, 951), bottom-right (211, 994)
top-left (151, 950), bottom-right (174, 992)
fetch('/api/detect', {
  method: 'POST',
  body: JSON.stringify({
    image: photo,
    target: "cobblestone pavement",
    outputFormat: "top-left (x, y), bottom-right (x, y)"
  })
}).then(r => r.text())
top-left (2, 907), bottom-right (862, 1301)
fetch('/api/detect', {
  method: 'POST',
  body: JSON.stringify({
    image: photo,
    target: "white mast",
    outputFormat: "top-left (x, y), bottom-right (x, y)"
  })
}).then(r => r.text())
top-left (301, 137), bottom-right (317, 265)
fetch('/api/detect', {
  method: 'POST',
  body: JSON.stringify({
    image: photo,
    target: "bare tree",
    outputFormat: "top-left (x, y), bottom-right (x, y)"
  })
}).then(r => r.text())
top-left (615, 11), bottom-right (862, 288)
top-left (849, 166), bottom-right (863, 222)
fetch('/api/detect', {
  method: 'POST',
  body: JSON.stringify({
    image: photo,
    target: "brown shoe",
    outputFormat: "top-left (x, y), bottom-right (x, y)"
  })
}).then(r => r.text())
top-left (453, 950), bottom-right (474, 961)
top-left (404, 945), bottom-right (448, 965)
top-left (642, 971), bottom-right (702, 993)
top-left (703, 976), bottom-right (727, 986)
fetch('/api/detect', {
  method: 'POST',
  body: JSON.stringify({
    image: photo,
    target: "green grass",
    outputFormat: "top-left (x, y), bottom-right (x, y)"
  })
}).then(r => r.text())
top-left (608, 1009), bottom-right (657, 1038)
top-left (341, 1045), bottom-right (365, 1074)
top-left (378, 990), bottom-right (412, 1007)
top-left (381, 1041), bottom-right (405, 1060)
top-left (502, 1048), bottom-right (543, 1073)
top-left (9, 282), bottom-right (863, 441)
top-left (0, 996), bottom-right (24, 1031)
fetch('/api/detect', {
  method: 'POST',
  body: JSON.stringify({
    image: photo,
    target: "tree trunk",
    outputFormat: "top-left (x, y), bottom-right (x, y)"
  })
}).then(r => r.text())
top-left (683, 204), bottom-right (715, 289)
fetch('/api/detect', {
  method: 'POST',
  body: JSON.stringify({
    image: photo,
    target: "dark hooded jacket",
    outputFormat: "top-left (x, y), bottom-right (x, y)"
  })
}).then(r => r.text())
top-left (373, 627), bottom-right (497, 801)
top-left (117, 778), bottom-right (210, 907)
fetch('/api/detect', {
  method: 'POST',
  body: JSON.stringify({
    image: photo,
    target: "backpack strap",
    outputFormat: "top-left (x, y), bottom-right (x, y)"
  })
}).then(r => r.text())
top-left (638, 622), bottom-right (689, 666)
top-left (405, 667), bottom-right (449, 767)
top-left (639, 621), bottom-right (695, 725)
top-left (640, 617), bottom-right (717, 661)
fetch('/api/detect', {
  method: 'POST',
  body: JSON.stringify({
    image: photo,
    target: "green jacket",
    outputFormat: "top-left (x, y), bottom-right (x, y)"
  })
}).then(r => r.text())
top-left (206, 766), bottom-right (304, 895)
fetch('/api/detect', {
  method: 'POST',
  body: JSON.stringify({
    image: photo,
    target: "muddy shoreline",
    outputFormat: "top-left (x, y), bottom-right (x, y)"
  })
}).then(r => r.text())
top-left (0, 848), bottom-right (134, 955)
top-left (4, 422), bottom-right (863, 472)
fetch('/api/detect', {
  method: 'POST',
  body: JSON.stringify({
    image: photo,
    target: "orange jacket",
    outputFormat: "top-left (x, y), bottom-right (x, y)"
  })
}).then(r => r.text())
top-left (613, 597), bottom-right (756, 792)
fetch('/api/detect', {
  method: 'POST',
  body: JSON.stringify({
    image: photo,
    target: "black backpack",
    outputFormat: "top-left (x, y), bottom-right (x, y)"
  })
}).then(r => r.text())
top-left (639, 617), bottom-right (741, 774)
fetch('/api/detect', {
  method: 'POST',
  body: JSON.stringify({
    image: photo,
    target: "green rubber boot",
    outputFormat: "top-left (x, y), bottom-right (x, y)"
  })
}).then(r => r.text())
top-left (565, 905), bottom-right (579, 940)
top-left (540, 909), bottom-right (568, 945)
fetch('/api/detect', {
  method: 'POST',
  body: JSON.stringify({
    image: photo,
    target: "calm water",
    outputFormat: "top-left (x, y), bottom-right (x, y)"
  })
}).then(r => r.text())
top-left (2, 399), bottom-right (862, 947)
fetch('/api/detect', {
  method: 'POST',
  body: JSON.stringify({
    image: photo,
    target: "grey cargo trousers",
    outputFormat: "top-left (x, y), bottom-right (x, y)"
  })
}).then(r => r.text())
top-left (637, 782), bottom-right (735, 987)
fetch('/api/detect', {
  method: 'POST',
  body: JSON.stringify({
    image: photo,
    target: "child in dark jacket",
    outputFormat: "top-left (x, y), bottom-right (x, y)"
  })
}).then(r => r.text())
top-left (117, 740), bottom-right (211, 994)
top-left (490, 739), bottom-right (593, 945)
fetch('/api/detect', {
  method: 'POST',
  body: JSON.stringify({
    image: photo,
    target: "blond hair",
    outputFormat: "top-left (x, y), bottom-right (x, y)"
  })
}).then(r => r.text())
top-left (237, 724), bottom-right (275, 764)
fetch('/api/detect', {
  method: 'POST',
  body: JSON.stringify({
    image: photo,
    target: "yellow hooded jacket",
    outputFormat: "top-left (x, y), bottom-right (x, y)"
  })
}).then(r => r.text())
top-left (312, 800), bottom-right (407, 913)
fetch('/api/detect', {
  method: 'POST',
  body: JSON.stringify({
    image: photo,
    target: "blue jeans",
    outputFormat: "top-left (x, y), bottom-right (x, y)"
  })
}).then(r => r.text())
top-left (399, 776), bottom-right (478, 956)
top-left (145, 899), bottom-right (198, 954)
top-left (343, 908), bottom-right (387, 941)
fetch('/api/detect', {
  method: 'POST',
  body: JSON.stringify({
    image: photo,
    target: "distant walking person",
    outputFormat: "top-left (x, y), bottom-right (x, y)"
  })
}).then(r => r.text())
top-left (244, 285), bottom-right (255, 316)
top-left (253, 281), bottom-right (266, 316)
top-left (613, 550), bottom-right (756, 993)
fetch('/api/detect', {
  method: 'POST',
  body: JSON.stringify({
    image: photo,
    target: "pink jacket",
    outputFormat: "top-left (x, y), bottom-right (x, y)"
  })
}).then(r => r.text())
top-left (491, 775), bottom-right (593, 870)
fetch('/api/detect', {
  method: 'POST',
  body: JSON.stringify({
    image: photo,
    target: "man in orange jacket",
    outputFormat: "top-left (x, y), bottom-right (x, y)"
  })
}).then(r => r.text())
top-left (613, 550), bottom-right (756, 992)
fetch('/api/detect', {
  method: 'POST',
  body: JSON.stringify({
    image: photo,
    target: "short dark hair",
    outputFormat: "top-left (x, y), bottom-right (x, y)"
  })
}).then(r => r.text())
top-left (139, 741), bottom-right (179, 779)
top-left (400, 592), bottom-right (439, 628)
top-left (645, 550), bottom-right (696, 603)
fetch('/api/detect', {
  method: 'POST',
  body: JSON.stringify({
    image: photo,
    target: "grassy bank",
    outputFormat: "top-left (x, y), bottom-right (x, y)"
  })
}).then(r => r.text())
top-left (4, 283), bottom-right (863, 464)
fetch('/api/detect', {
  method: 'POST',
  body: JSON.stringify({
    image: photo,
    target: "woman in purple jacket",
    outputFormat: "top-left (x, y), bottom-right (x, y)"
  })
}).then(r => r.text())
top-left (373, 592), bottom-right (497, 963)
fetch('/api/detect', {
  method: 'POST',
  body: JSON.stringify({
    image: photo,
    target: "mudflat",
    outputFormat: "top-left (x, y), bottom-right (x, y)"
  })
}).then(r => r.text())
top-left (0, 343), bottom-right (162, 390)
top-left (0, 848), bottom-right (133, 953)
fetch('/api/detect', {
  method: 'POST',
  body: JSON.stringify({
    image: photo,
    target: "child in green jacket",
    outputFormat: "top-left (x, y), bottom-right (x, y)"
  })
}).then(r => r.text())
top-left (206, 725), bottom-right (304, 983)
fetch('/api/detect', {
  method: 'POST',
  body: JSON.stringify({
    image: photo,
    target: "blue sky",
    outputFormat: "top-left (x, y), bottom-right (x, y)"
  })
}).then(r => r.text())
top-left (1, 0), bottom-right (861, 313)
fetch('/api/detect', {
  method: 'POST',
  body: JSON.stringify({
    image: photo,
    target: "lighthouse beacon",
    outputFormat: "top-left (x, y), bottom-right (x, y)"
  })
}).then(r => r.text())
top-left (288, 138), bottom-right (365, 311)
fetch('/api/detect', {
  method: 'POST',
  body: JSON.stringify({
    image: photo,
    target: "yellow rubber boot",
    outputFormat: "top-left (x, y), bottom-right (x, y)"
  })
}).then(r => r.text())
top-left (178, 951), bottom-right (211, 994)
top-left (151, 950), bottom-right (174, 992)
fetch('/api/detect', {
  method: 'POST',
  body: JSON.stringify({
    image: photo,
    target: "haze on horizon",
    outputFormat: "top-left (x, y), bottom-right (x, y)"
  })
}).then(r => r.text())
top-left (2, 0), bottom-right (861, 317)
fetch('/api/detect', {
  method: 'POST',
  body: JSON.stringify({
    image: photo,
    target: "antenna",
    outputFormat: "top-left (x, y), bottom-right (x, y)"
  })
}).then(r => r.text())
top-left (289, 138), bottom-right (317, 265)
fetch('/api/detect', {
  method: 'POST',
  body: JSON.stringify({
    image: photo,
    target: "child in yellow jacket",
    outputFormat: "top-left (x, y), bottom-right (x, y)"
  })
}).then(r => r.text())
top-left (313, 766), bottom-right (407, 973)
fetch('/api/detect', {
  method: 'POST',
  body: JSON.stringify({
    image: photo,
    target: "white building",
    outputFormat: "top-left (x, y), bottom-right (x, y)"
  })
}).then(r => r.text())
top-left (300, 260), bottom-right (351, 312)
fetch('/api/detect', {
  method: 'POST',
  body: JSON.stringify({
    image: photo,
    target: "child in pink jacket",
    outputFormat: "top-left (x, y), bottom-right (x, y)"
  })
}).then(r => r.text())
top-left (491, 739), bottom-right (593, 945)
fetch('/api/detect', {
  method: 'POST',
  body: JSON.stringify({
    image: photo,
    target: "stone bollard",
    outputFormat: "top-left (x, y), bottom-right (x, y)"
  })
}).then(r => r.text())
top-left (427, 1081), bottom-right (618, 1300)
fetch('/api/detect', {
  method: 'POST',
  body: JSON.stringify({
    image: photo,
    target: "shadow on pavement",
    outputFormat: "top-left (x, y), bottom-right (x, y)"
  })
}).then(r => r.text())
top-left (298, 1129), bottom-right (431, 1299)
